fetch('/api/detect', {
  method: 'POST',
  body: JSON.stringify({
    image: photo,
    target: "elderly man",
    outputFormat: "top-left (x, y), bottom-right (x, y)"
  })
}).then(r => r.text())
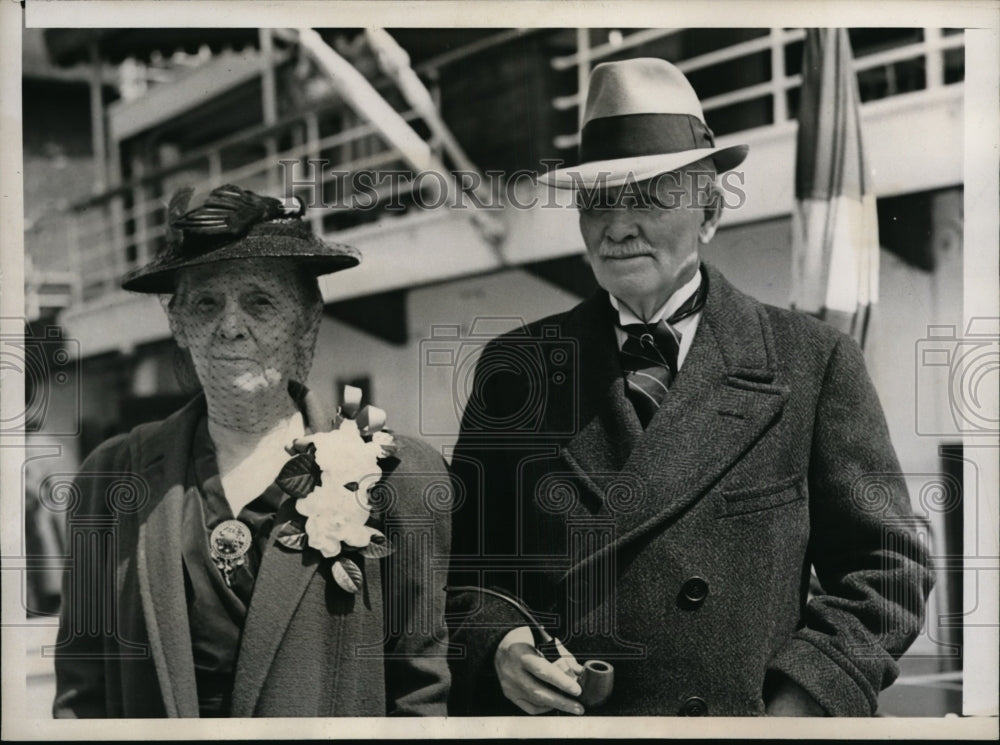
top-left (445, 58), bottom-right (933, 717)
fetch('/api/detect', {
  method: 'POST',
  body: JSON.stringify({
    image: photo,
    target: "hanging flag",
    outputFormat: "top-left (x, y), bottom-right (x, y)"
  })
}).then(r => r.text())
top-left (790, 28), bottom-right (880, 348)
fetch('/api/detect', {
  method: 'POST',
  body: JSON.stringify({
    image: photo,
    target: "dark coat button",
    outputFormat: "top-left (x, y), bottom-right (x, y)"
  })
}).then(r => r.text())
top-left (681, 576), bottom-right (709, 605)
top-left (680, 696), bottom-right (708, 716)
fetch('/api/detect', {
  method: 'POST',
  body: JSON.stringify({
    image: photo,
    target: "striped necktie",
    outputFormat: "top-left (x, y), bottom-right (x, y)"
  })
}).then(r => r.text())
top-left (619, 281), bottom-right (706, 427)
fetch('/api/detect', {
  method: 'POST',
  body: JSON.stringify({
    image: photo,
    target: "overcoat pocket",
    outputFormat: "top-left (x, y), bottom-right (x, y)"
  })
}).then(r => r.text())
top-left (716, 473), bottom-right (805, 518)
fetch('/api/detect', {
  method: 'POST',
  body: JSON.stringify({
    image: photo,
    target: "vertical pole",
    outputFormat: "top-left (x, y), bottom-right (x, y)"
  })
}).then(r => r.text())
top-left (260, 29), bottom-right (279, 194)
top-left (88, 40), bottom-right (107, 193)
top-left (770, 28), bottom-right (789, 124)
top-left (130, 155), bottom-right (149, 267)
top-left (304, 112), bottom-right (324, 234)
top-left (576, 28), bottom-right (591, 132)
top-left (24, 254), bottom-right (39, 322)
top-left (107, 95), bottom-right (125, 298)
top-left (924, 27), bottom-right (944, 90)
top-left (66, 214), bottom-right (83, 307)
top-left (207, 150), bottom-right (222, 187)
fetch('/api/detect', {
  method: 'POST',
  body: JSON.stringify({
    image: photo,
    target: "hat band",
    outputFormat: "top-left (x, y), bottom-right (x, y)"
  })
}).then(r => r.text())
top-left (579, 113), bottom-right (716, 164)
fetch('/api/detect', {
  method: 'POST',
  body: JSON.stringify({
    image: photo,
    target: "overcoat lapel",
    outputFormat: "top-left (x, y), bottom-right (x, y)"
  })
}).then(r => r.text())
top-left (562, 265), bottom-right (790, 557)
top-left (611, 265), bottom-right (789, 543)
top-left (134, 398), bottom-right (202, 718)
top-left (229, 506), bottom-right (323, 716)
top-left (134, 387), bottom-right (334, 717)
top-left (229, 386), bottom-right (332, 717)
top-left (560, 293), bottom-right (643, 503)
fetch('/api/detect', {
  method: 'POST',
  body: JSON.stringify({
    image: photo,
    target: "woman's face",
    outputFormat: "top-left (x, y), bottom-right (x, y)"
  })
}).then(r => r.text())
top-left (169, 260), bottom-right (317, 396)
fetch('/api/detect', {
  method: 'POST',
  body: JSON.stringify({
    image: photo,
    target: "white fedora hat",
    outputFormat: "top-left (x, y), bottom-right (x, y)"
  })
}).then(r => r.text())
top-left (542, 57), bottom-right (749, 189)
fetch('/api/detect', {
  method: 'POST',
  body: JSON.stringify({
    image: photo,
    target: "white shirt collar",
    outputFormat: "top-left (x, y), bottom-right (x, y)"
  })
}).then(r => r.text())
top-left (209, 410), bottom-right (306, 515)
top-left (608, 266), bottom-right (703, 327)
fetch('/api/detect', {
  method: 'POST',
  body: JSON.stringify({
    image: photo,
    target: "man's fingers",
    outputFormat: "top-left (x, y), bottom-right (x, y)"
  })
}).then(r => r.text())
top-left (507, 680), bottom-right (584, 715)
top-left (554, 657), bottom-right (583, 679)
top-left (522, 653), bottom-right (583, 697)
top-left (494, 634), bottom-right (587, 715)
top-left (554, 638), bottom-right (584, 677)
top-left (510, 697), bottom-right (549, 716)
top-left (499, 666), bottom-right (582, 715)
top-left (555, 656), bottom-right (584, 677)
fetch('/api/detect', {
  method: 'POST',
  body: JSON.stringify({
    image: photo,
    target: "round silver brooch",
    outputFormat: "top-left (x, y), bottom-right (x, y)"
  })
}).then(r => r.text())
top-left (209, 519), bottom-right (252, 586)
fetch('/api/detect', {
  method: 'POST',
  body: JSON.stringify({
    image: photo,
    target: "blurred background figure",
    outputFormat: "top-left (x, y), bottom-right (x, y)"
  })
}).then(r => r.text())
top-left (23, 456), bottom-right (66, 618)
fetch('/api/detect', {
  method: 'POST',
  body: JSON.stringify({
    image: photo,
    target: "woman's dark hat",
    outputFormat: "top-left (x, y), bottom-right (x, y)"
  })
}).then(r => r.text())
top-left (121, 184), bottom-right (361, 293)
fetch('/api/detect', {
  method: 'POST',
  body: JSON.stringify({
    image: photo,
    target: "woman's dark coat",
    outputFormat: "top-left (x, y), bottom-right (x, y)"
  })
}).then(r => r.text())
top-left (54, 394), bottom-right (451, 717)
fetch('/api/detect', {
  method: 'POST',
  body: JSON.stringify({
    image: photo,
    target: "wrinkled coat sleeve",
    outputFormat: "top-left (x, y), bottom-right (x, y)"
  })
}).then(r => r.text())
top-left (382, 436), bottom-right (453, 715)
top-left (765, 335), bottom-right (935, 716)
top-left (52, 434), bottom-right (130, 718)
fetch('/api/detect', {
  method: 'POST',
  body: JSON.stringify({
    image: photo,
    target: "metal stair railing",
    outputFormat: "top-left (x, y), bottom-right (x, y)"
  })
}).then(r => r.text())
top-left (551, 27), bottom-right (965, 151)
top-left (60, 28), bottom-right (504, 309)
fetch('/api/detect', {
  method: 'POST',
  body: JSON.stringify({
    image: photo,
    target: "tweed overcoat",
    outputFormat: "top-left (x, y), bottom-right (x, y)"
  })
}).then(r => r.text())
top-left (446, 263), bottom-right (933, 717)
top-left (53, 392), bottom-right (451, 717)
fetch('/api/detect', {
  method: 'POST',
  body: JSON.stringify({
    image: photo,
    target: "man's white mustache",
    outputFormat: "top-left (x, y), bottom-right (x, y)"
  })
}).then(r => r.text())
top-left (598, 237), bottom-right (654, 258)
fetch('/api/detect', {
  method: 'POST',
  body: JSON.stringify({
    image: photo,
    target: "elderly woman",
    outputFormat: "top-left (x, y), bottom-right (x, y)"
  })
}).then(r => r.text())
top-left (53, 185), bottom-right (451, 717)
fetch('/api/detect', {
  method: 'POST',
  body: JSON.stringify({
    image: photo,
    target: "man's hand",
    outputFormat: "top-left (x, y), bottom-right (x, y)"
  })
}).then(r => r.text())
top-left (765, 677), bottom-right (826, 716)
top-left (494, 626), bottom-right (585, 715)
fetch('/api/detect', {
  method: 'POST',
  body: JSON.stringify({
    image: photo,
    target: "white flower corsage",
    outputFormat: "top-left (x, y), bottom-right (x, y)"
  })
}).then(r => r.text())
top-left (274, 386), bottom-right (397, 594)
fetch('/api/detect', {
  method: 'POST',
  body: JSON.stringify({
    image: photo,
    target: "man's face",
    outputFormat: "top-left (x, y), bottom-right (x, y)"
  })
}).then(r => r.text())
top-left (578, 164), bottom-right (721, 317)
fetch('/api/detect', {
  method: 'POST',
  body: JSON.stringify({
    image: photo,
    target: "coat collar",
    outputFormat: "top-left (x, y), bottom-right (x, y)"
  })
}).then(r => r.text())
top-left (133, 384), bottom-right (335, 717)
top-left (133, 395), bottom-right (204, 718)
top-left (560, 263), bottom-right (789, 544)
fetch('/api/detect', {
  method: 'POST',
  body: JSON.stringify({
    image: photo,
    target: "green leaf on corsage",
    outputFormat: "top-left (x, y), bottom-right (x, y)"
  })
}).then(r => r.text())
top-left (358, 529), bottom-right (393, 559)
top-left (275, 520), bottom-right (308, 550)
top-left (332, 556), bottom-right (364, 594)
top-left (276, 451), bottom-right (322, 500)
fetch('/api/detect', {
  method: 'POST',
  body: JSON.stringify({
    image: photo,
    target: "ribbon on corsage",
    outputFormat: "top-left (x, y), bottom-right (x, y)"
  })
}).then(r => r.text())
top-left (273, 385), bottom-right (397, 594)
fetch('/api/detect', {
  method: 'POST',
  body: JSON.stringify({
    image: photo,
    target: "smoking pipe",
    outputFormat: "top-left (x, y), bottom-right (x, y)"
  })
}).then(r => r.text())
top-left (445, 585), bottom-right (614, 708)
